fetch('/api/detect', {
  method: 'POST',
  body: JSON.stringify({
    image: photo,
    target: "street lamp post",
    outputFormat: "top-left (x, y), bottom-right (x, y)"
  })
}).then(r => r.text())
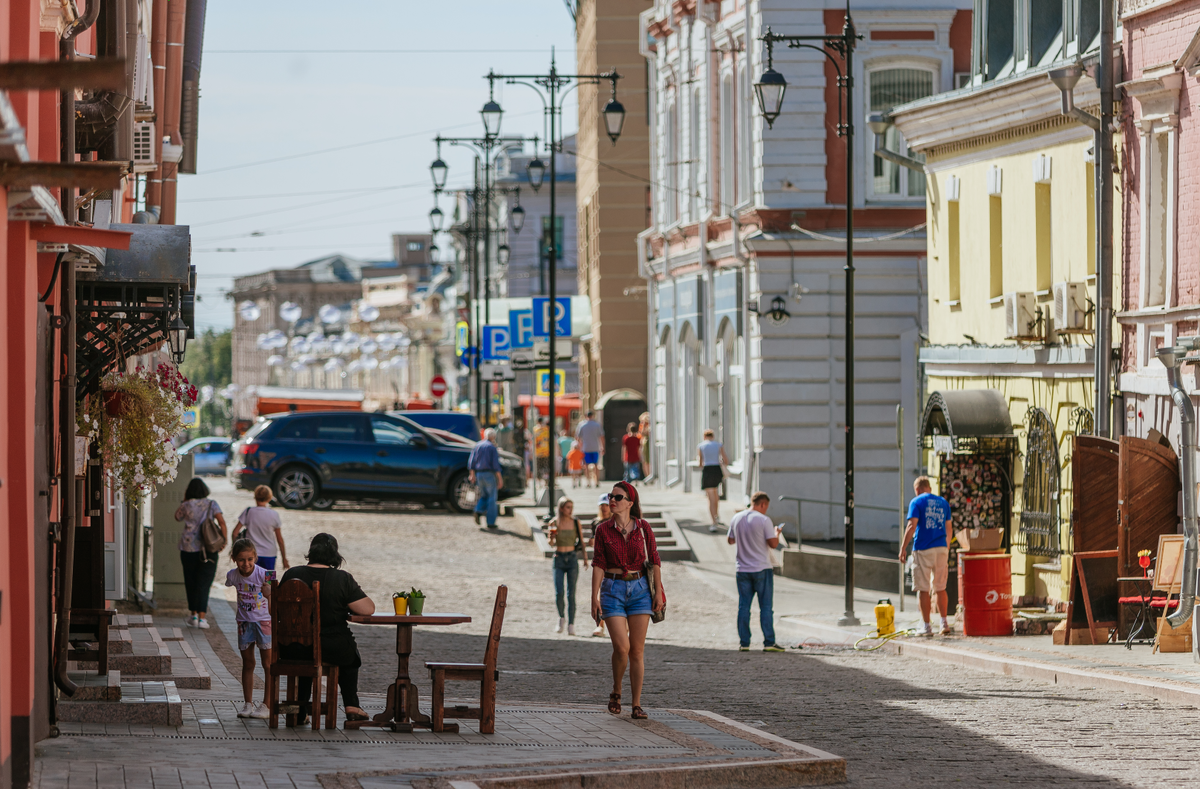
top-left (756, 11), bottom-right (862, 627)
top-left (430, 130), bottom-right (532, 423)
top-left (486, 56), bottom-right (625, 521)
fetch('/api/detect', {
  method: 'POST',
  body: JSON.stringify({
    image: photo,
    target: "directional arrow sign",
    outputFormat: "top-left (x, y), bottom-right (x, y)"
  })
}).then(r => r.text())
top-left (509, 349), bottom-right (535, 371)
top-left (480, 363), bottom-right (516, 382)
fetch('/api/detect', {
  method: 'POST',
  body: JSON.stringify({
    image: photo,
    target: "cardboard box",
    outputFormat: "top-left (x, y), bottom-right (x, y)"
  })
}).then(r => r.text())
top-left (1157, 614), bottom-right (1193, 653)
top-left (955, 527), bottom-right (1004, 552)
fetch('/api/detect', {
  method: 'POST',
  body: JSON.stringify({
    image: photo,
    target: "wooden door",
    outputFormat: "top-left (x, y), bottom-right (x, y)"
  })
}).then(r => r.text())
top-left (1117, 436), bottom-right (1180, 578)
top-left (1071, 436), bottom-right (1120, 553)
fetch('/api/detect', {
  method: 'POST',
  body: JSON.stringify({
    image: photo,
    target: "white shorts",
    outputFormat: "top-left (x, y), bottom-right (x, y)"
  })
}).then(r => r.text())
top-left (912, 547), bottom-right (950, 593)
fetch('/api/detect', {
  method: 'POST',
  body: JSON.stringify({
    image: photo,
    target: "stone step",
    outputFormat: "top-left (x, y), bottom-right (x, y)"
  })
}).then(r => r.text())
top-left (65, 671), bottom-right (122, 701)
top-left (56, 681), bottom-right (182, 726)
top-left (114, 613), bottom-right (153, 628)
top-left (74, 628), bottom-right (171, 675)
top-left (159, 627), bottom-right (185, 642)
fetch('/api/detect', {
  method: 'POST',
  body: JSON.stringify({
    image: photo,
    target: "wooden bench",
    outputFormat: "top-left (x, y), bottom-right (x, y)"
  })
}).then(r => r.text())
top-left (268, 579), bottom-right (339, 730)
top-left (425, 585), bottom-right (507, 734)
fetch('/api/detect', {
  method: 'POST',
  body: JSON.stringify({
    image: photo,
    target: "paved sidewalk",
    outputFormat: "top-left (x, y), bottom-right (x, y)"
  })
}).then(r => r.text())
top-left (37, 598), bottom-right (843, 789)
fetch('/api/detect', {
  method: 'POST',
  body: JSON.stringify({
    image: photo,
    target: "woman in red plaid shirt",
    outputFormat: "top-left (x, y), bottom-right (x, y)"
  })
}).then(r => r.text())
top-left (590, 481), bottom-right (665, 720)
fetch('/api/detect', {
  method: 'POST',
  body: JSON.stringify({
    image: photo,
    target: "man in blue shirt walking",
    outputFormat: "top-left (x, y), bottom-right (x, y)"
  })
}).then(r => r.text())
top-left (899, 476), bottom-right (953, 636)
top-left (469, 428), bottom-right (504, 529)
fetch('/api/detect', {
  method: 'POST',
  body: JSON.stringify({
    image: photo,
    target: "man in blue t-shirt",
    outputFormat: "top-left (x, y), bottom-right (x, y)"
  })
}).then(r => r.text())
top-left (899, 476), bottom-right (953, 636)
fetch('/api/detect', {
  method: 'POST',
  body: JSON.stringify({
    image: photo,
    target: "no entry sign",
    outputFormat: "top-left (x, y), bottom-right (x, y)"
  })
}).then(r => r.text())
top-left (429, 375), bottom-right (448, 398)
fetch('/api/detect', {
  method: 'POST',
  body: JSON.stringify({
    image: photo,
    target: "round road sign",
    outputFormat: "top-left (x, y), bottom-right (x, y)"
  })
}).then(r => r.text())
top-left (430, 375), bottom-right (448, 398)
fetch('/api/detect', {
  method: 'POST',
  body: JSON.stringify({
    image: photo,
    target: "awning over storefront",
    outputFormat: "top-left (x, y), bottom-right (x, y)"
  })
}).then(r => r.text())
top-left (921, 389), bottom-right (1018, 454)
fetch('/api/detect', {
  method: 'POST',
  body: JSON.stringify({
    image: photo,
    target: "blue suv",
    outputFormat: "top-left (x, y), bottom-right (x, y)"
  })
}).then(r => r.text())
top-left (229, 411), bottom-right (524, 512)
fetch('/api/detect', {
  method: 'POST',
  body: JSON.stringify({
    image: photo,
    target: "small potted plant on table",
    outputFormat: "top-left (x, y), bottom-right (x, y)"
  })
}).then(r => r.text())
top-left (407, 587), bottom-right (426, 616)
top-left (391, 591), bottom-right (409, 615)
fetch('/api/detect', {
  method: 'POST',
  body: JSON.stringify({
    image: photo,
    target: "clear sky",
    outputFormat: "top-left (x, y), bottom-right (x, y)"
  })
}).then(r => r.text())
top-left (181, 1), bottom-right (579, 334)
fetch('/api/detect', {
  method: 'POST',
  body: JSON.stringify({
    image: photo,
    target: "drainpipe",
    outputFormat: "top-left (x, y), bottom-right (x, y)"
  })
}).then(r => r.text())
top-left (1159, 343), bottom-right (1198, 630)
top-left (178, 0), bottom-right (207, 174)
top-left (160, 0), bottom-right (186, 224)
top-left (54, 0), bottom-right (102, 700)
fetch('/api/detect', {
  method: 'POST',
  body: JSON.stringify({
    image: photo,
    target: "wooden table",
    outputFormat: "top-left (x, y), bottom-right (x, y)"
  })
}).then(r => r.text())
top-left (348, 613), bottom-right (471, 732)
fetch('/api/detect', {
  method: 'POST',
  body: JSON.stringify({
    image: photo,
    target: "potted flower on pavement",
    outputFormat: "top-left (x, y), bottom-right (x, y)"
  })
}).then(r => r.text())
top-left (407, 588), bottom-right (426, 616)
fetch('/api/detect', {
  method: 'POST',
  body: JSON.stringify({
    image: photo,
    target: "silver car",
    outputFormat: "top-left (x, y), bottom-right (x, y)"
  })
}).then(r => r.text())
top-left (178, 436), bottom-right (232, 476)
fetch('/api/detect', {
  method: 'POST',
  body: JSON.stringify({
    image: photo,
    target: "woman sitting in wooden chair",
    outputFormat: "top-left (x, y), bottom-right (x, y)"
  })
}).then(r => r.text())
top-left (279, 533), bottom-right (375, 725)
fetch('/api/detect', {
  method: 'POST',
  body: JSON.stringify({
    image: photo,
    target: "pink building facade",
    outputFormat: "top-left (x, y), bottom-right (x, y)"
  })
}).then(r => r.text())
top-left (1119, 0), bottom-right (1200, 445)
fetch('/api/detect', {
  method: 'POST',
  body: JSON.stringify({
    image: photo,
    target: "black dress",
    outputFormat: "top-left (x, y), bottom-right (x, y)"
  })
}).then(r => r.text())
top-left (279, 565), bottom-right (368, 710)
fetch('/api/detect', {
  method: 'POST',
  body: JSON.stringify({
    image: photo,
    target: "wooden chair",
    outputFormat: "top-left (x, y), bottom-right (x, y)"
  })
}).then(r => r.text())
top-left (268, 579), bottom-right (339, 730)
top-left (67, 608), bottom-right (115, 675)
top-left (425, 585), bottom-right (507, 734)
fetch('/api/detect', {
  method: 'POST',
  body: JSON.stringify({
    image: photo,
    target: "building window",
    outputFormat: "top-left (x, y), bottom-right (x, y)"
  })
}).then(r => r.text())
top-left (666, 94), bottom-right (679, 224)
top-left (1035, 182), bottom-right (1051, 292)
top-left (690, 87), bottom-right (701, 220)
top-left (1144, 132), bottom-right (1171, 308)
top-left (737, 60), bottom-right (750, 206)
top-left (719, 74), bottom-right (734, 215)
top-left (948, 200), bottom-right (961, 303)
top-left (989, 195), bottom-right (1003, 299)
top-left (869, 68), bottom-right (933, 198)
top-left (406, 241), bottom-right (424, 252)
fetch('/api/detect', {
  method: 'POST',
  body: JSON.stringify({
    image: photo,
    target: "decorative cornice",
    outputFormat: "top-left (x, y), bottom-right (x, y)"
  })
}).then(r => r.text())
top-left (1120, 0), bottom-right (1186, 20)
top-left (925, 109), bottom-right (1096, 161)
top-left (1121, 68), bottom-right (1183, 128)
top-left (892, 64), bottom-right (1100, 153)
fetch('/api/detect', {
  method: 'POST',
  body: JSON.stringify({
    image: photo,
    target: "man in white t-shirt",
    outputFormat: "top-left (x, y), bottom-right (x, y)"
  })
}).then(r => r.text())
top-left (727, 491), bottom-right (784, 652)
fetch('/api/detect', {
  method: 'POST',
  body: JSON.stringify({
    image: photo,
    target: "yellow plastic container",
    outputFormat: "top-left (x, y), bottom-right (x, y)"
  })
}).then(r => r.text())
top-left (391, 595), bottom-right (408, 616)
top-left (874, 598), bottom-right (895, 636)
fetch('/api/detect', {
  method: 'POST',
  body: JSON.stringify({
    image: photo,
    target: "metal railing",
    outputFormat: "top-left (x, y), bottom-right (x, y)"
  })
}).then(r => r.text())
top-left (777, 495), bottom-right (906, 611)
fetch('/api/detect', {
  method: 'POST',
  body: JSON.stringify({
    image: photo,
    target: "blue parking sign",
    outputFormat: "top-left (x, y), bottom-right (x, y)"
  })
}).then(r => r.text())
top-left (482, 325), bottom-right (510, 360)
top-left (532, 297), bottom-right (571, 338)
top-left (509, 309), bottom-right (534, 349)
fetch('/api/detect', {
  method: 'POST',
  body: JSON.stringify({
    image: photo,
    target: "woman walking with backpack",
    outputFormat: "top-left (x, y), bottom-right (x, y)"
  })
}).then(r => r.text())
top-left (590, 481), bottom-right (665, 720)
top-left (174, 477), bottom-right (228, 629)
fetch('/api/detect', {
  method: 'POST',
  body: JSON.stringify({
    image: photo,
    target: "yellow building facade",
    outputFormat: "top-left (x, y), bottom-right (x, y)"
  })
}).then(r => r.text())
top-left (892, 36), bottom-right (1120, 601)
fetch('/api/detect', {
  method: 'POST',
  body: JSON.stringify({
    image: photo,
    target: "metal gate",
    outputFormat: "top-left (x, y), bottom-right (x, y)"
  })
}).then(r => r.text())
top-left (1019, 407), bottom-right (1062, 557)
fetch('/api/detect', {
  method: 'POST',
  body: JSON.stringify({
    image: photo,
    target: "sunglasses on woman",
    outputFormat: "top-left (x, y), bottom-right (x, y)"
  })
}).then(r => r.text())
top-left (608, 494), bottom-right (628, 503)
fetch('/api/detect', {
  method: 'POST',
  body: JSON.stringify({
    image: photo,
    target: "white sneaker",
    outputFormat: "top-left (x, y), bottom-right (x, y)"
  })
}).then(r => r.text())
top-left (197, 618), bottom-right (210, 630)
top-left (568, 624), bottom-right (576, 636)
top-left (186, 615), bottom-right (198, 628)
top-left (237, 701), bottom-right (254, 718)
top-left (250, 703), bottom-right (271, 720)
top-left (919, 622), bottom-right (933, 637)
top-left (592, 625), bottom-right (605, 637)
top-left (556, 617), bottom-right (565, 634)
top-left (708, 524), bottom-right (719, 533)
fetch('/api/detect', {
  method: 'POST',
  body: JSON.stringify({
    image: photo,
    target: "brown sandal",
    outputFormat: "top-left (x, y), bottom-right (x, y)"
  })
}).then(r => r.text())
top-left (631, 705), bottom-right (648, 720)
top-left (608, 692), bottom-right (621, 715)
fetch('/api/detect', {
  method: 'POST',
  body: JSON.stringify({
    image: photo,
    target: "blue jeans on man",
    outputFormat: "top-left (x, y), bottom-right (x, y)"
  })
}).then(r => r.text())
top-left (475, 473), bottom-right (499, 527)
top-left (736, 569), bottom-right (776, 647)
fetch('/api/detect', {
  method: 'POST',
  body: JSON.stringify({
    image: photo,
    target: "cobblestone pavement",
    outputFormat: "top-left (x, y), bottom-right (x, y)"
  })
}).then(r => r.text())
top-left (206, 480), bottom-right (1200, 787)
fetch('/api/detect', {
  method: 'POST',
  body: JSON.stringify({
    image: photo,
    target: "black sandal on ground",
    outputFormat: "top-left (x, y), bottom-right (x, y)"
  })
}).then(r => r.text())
top-left (345, 710), bottom-right (369, 722)
top-left (608, 692), bottom-right (621, 715)
top-left (631, 705), bottom-right (648, 720)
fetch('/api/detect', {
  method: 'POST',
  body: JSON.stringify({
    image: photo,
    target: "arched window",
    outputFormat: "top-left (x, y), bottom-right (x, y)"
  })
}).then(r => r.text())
top-left (868, 67), bottom-right (934, 199)
top-left (719, 73), bottom-right (734, 214)
top-left (736, 60), bottom-right (749, 205)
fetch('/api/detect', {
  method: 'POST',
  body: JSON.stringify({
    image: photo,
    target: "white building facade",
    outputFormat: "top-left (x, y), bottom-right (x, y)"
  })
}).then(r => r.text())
top-left (639, 0), bottom-right (971, 540)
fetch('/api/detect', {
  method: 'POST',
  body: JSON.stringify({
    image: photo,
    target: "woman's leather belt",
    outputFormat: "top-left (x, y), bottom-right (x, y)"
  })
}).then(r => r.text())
top-left (605, 571), bottom-right (644, 581)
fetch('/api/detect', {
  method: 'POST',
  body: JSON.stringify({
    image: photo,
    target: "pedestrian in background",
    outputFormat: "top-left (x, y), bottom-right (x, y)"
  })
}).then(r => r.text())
top-left (899, 476), bottom-right (954, 636)
top-left (548, 497), bottom-right (588, 635)
top-left (232, 485), bottom-right (290, 582)
top-left (568, 440), bottom-right (585, 487)
top-left (469, 428), bottom-right (504, 529)
top-left (698, 429), bottom-right (729, 532)
top-left (638, 413), bottom-right (651, 481)
top-left (558, 429), bottom-right (573, 478)
top-left (496, 416), bottom-right (515, 454)
top-left (226, 538), bottom-right (272, 719)
top-left (622, 423), bottom-right (642, 484)
top-left (575, 411), bottom-right (605, 488)
top-left (535, 417), bottom-right (551, 481)
top-left (175, 477), bottom-right (227, 630)
top-left (727, 492), bottom-right (785, 652)
top-left (591, 481), bottom-right (665, 720)
top-left (589, 493), bottom-right (612, 637)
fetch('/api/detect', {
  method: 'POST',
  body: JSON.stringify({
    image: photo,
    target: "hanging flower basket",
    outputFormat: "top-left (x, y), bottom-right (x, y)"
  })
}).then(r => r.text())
top-left (78, 363), bottom-right (198, 495)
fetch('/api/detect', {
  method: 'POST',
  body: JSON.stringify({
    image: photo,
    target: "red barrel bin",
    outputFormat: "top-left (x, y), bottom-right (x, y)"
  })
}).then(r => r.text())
top-left (958, 552), bottom-right (1013, 636)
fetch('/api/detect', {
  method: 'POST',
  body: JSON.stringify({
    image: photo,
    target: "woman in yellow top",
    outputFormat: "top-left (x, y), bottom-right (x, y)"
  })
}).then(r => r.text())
top-left (548, 498), bottom-right (588, 635)
top-left (534, 417), bottom-right (551, 481)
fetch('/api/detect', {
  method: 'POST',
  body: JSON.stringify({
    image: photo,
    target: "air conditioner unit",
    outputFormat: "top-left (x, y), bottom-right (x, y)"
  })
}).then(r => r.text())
top-left (1053, 281), bottom-right (1088, 330)
top-left (1004, 292), bottom-right (1038, 339)
top-left (132, 122), bottom-right (156, 173)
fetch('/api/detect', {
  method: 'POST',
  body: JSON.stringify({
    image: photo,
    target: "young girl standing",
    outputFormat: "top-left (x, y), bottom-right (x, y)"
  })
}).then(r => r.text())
top-left (226, 538), bottom-right (272, 719)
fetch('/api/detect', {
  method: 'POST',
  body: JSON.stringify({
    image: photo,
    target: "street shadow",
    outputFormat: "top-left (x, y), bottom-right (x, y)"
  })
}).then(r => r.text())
top-left (348, 626), bottom-right (1147, 788)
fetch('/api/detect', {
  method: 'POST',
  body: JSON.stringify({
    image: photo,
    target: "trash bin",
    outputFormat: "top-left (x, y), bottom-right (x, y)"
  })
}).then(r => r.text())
top-left (958, 552), bottom-right (1013, 636)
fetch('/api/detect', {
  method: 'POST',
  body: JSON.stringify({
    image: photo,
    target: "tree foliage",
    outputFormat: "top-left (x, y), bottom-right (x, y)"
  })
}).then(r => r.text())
top-left (180, 328), bottom-right (232, 436)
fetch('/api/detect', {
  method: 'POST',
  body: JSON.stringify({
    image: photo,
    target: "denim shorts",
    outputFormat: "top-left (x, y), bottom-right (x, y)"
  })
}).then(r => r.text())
top-left (600, 576), bottom-right (653, 619)
top-left (237, 620), bottom-right (272, 651)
